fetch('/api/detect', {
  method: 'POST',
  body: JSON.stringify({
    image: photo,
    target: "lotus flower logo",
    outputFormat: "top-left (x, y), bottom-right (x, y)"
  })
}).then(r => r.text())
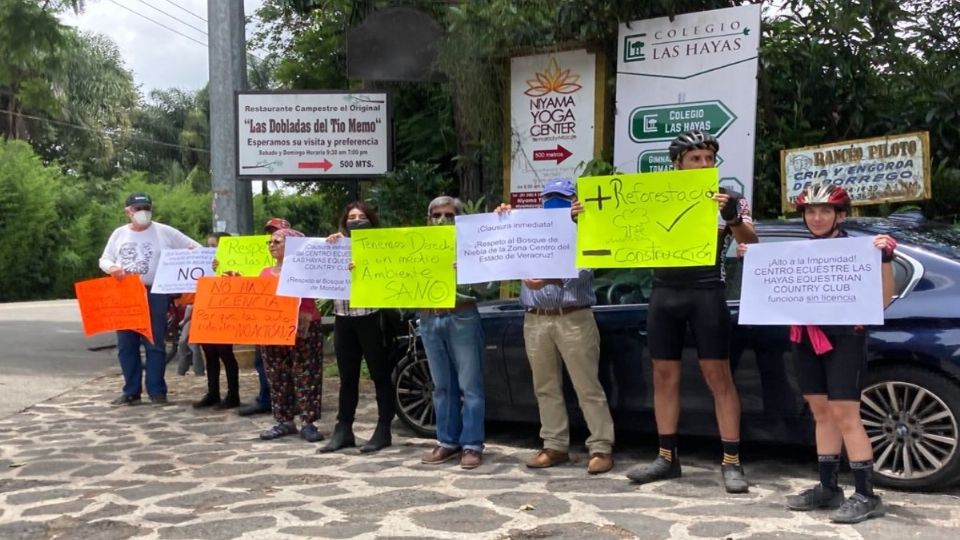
top-left (524, 57), bottom-right (582, 97)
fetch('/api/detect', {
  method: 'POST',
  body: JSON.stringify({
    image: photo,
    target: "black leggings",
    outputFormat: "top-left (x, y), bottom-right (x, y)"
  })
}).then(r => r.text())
top-left (334, 313), bottom-right (395, 424)
top-left (201, 344), bottom-right (239, 398)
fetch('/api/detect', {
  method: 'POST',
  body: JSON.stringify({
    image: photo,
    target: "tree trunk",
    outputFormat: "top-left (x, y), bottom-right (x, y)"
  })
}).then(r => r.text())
top-left (451, 93), bottom-right (482, 202)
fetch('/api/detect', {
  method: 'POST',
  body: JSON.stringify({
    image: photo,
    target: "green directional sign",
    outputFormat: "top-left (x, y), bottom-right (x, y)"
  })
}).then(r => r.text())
top-left (629, 100), bottom-right (736, 143)
top-left (638, 150), bottom-right (724, 172)
top-left (637, 150), bottom-right (673, 172)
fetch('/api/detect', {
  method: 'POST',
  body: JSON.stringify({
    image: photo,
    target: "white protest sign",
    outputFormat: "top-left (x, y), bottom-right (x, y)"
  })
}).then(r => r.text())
top-left (738, 237), bottom-right (883, 325)
top-left (615, 5), bottom-right (760, 203)
top-left (277, 237), bottom-right (351, 300)
top-left (151, 248), bottom-right (216, 294)
top-left (455, 208), bottom-right (578, 284)
top-left (237, 92), bottom-right (390, 178)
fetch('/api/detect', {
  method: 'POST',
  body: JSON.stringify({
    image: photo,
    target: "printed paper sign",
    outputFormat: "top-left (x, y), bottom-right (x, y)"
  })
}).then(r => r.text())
top-left (509, 49), bottom-right (598, 207)
top-left (576, 169), bottom-right (719, 267)
top-left (75, 275), bottom-right (153, 343)
top-left (237, 92), bottom-right (390, 178)
top-left (781, 131), bottom-right (932, 211)
top-left (151, 248), bottom-right (216, 294)
top-left (215, 235), bottom-right (274, 277)
top-left (738, 237), bottom-right (883, 325)
top-left (456, 209), bottom-right (578, 283)
top-left (615, 5), bottom-right (761, 203)
top-left (350, 226), bottom-right (456, 308)
top-left (277, 237), bottom-right (351, 300)
top-left (190, 276), bottom-right (300, 346)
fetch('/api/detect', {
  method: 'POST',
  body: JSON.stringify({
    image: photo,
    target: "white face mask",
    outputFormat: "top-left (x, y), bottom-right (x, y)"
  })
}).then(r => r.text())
top-left (132, 210), bottom-right (152, 226)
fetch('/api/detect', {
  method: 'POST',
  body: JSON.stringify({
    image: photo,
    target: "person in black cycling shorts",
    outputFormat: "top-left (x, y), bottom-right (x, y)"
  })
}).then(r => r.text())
top-left (625, 130), bottom-right (758, 493)
top-left (739, 183), bottom-right (895, 523)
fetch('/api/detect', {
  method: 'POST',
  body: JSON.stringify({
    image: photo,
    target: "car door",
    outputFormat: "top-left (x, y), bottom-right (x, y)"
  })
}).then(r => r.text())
top-left (727, 231), bottom-right (808, 419)
top-left (496, 269), bottom-right (649, 421)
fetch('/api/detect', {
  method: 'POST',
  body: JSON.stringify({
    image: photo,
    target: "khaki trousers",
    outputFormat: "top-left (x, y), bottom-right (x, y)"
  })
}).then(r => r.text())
top-left (523, 308), bottom-right (614, 454)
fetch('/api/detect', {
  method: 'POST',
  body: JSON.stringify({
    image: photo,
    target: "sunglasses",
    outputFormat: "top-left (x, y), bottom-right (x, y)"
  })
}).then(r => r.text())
top-left (266, 239), bottom-right (284, 246)
top-left (131, 205), bottom-right (151, 211)
top-left (431, 212), bottom-right (456, 219)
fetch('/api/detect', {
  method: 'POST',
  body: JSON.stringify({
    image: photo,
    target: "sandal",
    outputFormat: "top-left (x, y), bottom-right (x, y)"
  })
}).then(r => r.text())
top-left (260, 422), bottom-right (298, 440)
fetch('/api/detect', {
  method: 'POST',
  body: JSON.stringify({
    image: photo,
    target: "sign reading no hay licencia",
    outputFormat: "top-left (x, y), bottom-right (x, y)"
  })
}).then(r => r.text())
top-left (236, 91), bottom-right (392, 179)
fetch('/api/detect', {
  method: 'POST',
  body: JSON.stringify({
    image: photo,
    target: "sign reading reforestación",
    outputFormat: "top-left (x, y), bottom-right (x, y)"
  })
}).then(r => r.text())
top-left (780, 132), bottom-right (931, 211)
top-left (236, 92), bottom-right (391, 178)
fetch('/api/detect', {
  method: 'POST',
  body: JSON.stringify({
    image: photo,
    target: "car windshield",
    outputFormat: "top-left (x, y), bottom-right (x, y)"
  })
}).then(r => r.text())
top-left (854, 218), bottom-right (960, 261)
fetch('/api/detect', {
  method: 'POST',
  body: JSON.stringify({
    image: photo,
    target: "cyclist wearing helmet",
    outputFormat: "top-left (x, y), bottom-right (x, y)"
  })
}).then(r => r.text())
top-left (625, 130), bottom-right (758, 493)
top-left (739, 183), bottom-right (895, 523)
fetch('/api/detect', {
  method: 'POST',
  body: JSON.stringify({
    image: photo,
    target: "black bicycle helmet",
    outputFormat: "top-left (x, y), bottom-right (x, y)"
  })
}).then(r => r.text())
top-left (668, 130), bottom-right (720, 162)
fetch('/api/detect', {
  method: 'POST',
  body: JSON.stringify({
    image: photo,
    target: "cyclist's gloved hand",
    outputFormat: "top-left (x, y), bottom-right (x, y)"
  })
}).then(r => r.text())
top-left (719, 187), bottom-right (742, 223)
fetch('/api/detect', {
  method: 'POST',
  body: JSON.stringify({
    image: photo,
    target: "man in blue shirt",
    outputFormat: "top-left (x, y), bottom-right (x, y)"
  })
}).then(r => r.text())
top-left (501, 179), bottom-right (615, 474)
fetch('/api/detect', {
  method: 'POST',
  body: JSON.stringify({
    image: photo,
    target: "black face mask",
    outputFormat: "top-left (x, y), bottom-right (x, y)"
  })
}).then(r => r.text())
top-left (345, 219), bottom-right (372, 236)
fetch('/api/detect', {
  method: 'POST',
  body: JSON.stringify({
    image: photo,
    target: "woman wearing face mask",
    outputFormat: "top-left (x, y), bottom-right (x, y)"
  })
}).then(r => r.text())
top-left (259, 228), bottom-right (326, 443)
top-left (318, 202), bottom-right (396, 454)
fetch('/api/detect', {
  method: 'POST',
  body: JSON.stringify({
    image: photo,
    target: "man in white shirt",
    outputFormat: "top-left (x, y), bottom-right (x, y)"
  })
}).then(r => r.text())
top-left (98, 193), bottom-right (200, 405)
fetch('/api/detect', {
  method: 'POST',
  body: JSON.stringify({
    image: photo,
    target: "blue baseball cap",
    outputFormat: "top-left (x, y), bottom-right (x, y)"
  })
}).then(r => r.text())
top-left (540, 178), bottom-right (576, 198)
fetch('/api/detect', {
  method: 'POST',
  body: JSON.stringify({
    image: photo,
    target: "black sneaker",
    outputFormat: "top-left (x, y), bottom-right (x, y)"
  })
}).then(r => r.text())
top-left (213, 394), bottom-right (240, 410)
top-left (149, 395), bottom-right (169, 405)
top-left (786, 484), bottom-right (845, 511)
top-left (831, 493), bottom-right (884, 524)
top-left (238, 402), bottom-right (271, 416)
top-left (192, 394), bottom-right (221, 409)
top-left (625, 456), bottom-right (681, 484)
top-left (111, 394), bottom-right (141, 406)
top-left (722, 463), bottom-right (749, 493)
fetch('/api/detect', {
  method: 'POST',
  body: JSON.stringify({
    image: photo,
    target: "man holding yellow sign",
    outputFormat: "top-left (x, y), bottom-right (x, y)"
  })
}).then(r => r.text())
top-left (602, 131), bottom-right (758, 493)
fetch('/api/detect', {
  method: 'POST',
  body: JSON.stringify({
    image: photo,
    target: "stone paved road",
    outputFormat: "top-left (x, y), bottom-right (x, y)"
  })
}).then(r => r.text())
top-left (1, 369), bottom-right (958, 539)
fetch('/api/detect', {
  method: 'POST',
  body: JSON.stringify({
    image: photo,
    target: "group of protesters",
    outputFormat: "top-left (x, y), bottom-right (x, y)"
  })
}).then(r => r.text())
top-left (97, 130), bottom-right (896, 524)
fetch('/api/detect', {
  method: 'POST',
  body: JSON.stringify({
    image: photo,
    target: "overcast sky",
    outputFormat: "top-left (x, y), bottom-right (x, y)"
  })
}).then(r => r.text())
top-left (59, 0), bottom-right (265, 97)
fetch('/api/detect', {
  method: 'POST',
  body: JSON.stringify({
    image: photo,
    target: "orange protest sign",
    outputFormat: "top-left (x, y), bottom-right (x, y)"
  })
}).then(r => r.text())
top-left (190, 276), bottom-right (299, 346)
top-left (74, 275), bottom-right (153, 343)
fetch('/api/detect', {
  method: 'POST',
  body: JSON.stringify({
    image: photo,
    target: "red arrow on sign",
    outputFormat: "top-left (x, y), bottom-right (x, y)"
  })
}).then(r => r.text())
top-left (298, 159), bottom-right (333, 171)
top-left (533, 144), bottom-right (573, 164)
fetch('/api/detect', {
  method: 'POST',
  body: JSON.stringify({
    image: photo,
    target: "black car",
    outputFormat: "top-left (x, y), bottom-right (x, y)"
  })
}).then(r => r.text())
top-left (392, 217), bottom-right (960, 490)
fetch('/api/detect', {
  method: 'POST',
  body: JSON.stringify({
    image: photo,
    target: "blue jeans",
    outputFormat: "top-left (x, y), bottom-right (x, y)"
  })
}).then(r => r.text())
top-left (254, 346), bottom-right (271, 407)
top-left (116, 292), bottom-right (169, 398)
top-left (419, 307), bottom-right (485, 452)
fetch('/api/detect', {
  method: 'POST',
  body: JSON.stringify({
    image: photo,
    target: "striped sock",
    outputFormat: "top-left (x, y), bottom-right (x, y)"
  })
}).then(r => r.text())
top-left (721, 439), bottom-right (741, 466)
top-left (658, 433), bottom-right (678, 463)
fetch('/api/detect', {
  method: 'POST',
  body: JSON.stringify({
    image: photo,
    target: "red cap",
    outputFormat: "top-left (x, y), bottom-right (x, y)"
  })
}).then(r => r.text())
top-left (263, 217), bottom-right (290, 232)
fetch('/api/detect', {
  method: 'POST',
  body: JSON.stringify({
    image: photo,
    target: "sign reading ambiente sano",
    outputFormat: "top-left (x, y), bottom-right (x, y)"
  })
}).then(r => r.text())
top-left (781, 131), bottom-right (931, 211)
top-left (236, 92), bottom-right (391, 178)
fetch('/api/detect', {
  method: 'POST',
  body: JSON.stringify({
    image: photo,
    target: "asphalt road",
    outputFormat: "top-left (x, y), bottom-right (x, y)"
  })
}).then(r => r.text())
top-left (0, 300), bottom-right (116, 418)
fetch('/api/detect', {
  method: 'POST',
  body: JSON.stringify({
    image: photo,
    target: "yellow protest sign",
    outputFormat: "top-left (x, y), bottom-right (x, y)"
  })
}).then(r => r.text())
top-left (350, 226), bottom-right (456, 308)
top-left (215, 235), bottom-right (274, 276)
top-left (576, 169), bottom-right (719, 268)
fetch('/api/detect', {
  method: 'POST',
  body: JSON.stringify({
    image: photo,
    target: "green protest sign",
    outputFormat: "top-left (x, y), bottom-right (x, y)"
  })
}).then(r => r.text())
top-left (350, 226), bottom-right (456, 308)
top-left (576, 169), bottom-right (719, 268)
top-left (215, 235), bottom-right (274, 276)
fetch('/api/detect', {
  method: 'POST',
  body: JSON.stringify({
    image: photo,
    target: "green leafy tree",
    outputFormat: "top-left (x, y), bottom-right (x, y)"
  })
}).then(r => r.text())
top-left (0, 140), bottom-right (61, 300)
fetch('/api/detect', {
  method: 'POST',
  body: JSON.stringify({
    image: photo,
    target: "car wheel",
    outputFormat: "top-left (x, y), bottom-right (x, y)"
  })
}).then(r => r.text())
top-left (393, 352), bottom-right (437, 438)
top-left (861, 366), bottom-right (960, 489)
